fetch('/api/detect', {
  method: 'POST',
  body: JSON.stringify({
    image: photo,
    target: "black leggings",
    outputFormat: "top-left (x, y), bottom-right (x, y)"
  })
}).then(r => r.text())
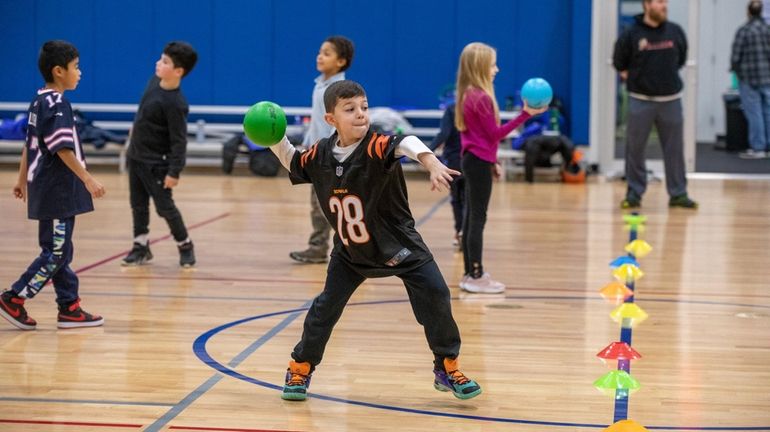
top-left (461, 152), bottom-right (494, 278)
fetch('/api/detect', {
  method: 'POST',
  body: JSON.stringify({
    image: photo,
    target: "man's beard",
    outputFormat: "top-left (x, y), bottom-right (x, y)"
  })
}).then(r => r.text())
top-left (648, 8), bottom-right (667, 24)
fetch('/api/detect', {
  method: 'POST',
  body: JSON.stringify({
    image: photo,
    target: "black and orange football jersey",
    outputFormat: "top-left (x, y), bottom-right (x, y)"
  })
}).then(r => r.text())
top-left (288, 128), bottom-right (433, 278)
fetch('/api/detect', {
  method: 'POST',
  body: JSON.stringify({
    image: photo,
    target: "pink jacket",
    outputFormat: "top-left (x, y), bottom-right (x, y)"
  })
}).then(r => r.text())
top-left (460, 87), bottom-right (531, 163)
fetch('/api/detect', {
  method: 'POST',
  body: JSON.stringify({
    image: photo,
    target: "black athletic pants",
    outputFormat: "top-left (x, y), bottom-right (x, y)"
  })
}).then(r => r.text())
top-left (291, 255), bottom-right (461, 370)
top-left (128, 158), bottom-right (189, 242)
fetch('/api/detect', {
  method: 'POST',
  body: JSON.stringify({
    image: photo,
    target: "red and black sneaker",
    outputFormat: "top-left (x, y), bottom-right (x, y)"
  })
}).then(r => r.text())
top-left (57, 298), bottom-right (104, 329)
top-left (0, 290), bottom-right (37, 330)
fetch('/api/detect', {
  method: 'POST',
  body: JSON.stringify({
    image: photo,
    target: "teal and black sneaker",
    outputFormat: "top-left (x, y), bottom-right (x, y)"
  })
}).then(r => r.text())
top-left (433, 358), bottom-right (482, 400)
top-left (282, 360), bottom-right (312, 401)
top-left (669, 194), bottom-right (698, 209)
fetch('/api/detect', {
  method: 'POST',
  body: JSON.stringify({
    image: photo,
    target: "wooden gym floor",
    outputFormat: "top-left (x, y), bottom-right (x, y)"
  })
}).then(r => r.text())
top-left (0, 168), bottom-right (768, 432)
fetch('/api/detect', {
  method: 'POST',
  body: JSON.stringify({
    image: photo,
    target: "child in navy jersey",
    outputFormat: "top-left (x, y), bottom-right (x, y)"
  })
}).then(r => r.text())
top-left (1, 40), bottom-right (105, 330)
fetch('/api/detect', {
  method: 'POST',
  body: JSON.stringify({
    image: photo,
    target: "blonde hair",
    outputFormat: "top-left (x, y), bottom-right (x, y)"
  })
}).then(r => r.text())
top-left (455, 42), bottom-right (499, 131)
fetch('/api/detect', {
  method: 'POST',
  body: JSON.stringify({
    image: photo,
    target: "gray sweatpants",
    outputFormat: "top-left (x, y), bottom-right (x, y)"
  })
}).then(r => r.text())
top-left (308, 187), bottom-right (331, 252)
top-left (625, 97), bottom-right (688, 199)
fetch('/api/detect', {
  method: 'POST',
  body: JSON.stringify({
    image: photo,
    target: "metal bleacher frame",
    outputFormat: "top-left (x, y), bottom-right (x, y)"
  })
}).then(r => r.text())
top-left (0, 102), bottom-right (524, 175)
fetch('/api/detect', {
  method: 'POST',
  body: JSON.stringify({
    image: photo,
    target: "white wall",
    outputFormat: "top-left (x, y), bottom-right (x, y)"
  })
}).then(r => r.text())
top-left (696, 0), bottom-right (749, 142)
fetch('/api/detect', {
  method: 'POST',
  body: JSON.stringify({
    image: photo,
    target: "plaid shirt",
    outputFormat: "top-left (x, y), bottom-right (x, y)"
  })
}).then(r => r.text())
top-left (731, 18), bottom-right (770, 87)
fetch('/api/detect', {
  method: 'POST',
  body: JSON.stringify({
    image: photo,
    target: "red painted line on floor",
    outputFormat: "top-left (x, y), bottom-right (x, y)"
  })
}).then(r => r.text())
top-left (169, 426), bottom-right (302, 432)
top-left (73, 212), bottom-right (230, 274)
top-left (0, 418), bottom-right (142, 428)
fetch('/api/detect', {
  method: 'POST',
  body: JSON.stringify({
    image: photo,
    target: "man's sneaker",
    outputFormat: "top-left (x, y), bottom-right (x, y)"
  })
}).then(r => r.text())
top-left (0, 291), bottom-right (36, 330)
top-left (121, 242), bottom-right (153, 266)
top-left (460, 273), bottom-right (505, 294)
top-left (178, 241), bottom-right (196, 268)
top-left (669, 194), bottom-right (698, 209)
top-left (282, 361), bottom-right (312, 401)
top-left (433, 357), bottom-right (482, 400)
top-left (57, 298), bottom-right (104, 329)
top-left (621, 196), bottom-right (641, 209)
top-left (289, 248), bottom-right (328, 264)
top-left (738, 149), bottom-right (767, 159)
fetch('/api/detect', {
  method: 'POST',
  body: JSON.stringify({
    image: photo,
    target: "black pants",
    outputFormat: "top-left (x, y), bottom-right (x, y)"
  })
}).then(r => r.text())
top-left (523, 135), bottom-right (574, 183)
top-left (450, 174), bottom-right (465, 234)
top-left (291, 255), bottom-right (461, 370)
top-left (461, 153), bottom-right (493, 277)
top-left (128, 158), bottom-right (189, 242)
top-left (12, 217), bottom-right (79, 306)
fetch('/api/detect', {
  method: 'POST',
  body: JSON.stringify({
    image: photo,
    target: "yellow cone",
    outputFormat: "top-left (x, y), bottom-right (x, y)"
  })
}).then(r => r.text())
top-left (612, 264), bottom-right (644, 283)
top-left (604, 419), bottom-right (649, 432)
top-left (610, 303), bottom-right (649, 325)
top-left (625, 239), bottom-right (653, 259)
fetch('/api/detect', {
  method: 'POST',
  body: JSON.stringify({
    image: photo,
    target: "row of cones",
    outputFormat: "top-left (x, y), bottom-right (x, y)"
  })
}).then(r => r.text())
top-left (596, 214), bottom-right (652, 432)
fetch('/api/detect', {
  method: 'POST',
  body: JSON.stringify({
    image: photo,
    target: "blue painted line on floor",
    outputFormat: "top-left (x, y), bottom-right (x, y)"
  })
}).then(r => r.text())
top-left (144, 301), bottom-right (311, 432)
top-left (192, 297), bottom-right (770, 431)
top-left (415, 195), bottom-right (450, 227)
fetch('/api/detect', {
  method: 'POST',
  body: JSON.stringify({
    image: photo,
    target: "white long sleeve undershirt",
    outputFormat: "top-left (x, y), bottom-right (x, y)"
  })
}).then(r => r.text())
top-left (269, 135), bottom-right (433, 171)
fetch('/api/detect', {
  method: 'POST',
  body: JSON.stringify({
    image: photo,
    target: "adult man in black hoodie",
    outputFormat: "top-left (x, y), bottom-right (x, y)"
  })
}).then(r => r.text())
top-left (613, 0), bottom-right (698, 209)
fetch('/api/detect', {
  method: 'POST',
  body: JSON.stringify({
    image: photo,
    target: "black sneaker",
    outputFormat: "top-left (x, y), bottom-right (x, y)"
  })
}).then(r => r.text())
top-left (57, 298), bottom-right (104, 329)
top-left (621, 195), bottom-right (641, 209)
top-left (0, 291), bottom-right (36, 330)
top-left (669, 194), bottom-right (698, 209)
top-left (289, 248), bottom-right (328, 264)
top-left (179, 241), bottom-right (196, 268)
top-left (121, 242), bottom-right (153, 266)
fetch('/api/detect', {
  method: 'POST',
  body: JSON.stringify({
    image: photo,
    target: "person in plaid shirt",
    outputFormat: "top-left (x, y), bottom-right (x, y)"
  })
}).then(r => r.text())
top-left (731, 0), bottom-right (770, 159)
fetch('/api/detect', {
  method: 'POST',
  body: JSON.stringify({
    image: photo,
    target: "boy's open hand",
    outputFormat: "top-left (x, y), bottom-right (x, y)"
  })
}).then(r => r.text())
top-left (418, 152), bottom-right (460, 192)
top-left (428, 161), bottom-right (460, 192)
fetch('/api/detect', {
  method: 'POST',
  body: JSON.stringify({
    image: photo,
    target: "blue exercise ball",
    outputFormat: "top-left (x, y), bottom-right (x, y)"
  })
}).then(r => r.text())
top-left (521, 78), bottom-right (553, 109)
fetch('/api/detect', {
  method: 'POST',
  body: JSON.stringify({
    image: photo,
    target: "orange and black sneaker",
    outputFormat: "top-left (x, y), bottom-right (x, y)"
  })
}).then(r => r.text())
top-left (0, 290), bottom-right (36, 330)
top-left (57, 298), bottom-right (104, 329)
top-left (433, 357), bottom-right (482, 400)
top-left (282, 360), bottom-right (312, 401)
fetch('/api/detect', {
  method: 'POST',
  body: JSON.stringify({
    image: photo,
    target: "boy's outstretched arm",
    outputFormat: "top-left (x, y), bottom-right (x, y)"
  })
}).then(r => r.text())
top-left (57, 149), bottom-right (106, 198)
top-left (13, 147), bottom-right (28, 202)
top-left (397, 136), bottom-right (459, 192)
top-left (269, 136), bottom-right (297, 170)
top-left (418, 152), bottom-right (460, 192)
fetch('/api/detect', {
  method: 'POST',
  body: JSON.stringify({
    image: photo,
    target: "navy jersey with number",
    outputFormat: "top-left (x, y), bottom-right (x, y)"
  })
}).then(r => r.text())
top-left (289, 128), bottom-right (432, 278)
top-left (25, 88), bottom-right (93, 220)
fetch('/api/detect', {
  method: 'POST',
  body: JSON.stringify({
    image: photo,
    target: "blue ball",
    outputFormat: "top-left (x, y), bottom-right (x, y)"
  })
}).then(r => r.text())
top-left (521, 78), bottom-right (553, 109)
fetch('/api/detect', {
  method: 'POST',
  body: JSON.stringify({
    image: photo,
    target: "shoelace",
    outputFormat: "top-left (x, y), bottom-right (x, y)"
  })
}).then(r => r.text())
top-left (287, 373), bottom-right (309, 386)
top-left (447, 369), bottom-right (470, 385)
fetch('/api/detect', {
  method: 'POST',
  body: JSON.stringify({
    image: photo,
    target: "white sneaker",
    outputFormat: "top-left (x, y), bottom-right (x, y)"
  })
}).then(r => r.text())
top-left (460, 273), bottom-right (505, 294)
top-left (459, 275), bottom-right (470, 291)
top-left (738, 149), bottom-right (767, 159)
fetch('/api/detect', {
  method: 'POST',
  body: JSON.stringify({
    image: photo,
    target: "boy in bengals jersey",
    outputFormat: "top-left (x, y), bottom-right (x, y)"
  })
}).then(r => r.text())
top-left (270, 80), bottom-right (481, 402)
top-left (1, 40), bottom-right (105, 331)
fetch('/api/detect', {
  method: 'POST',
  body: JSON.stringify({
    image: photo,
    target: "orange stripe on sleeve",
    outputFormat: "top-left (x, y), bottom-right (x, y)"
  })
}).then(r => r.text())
top-left (367, 133), bottom-right (378, 158)
top-left (375, 135), bottom-right (389, 159)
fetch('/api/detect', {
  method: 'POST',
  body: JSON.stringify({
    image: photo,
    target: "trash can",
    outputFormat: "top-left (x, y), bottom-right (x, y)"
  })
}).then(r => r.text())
top-left (723, 92), bottom-right (748, 152)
